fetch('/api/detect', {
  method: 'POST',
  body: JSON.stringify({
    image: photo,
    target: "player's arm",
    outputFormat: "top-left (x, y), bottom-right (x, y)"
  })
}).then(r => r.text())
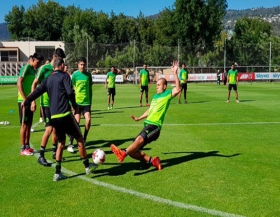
top-left (130, 109), bottom-right (149, 122)
top-left (30, 78), bottom-right (40, 112)
top-left (89, 73), bottom-right (93, 105)
top-left (171, 60), bottom-right (181, 97)
top-left (17, 77), bottom-right (26, 101)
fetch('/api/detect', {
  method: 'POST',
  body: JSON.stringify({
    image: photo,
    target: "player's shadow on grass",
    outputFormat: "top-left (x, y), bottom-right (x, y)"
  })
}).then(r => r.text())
top-left (189, 101), bottom-right (209, 104)
top-left (89, 160), bottom-right (153, 178)
top-left (113, 105), bottom-right (142, 110)
top-left (91, 110), bottom-right (124, 115)
top-left (133, 150), bottom-right (240, 176)
top-left (238, 99), bottom-right (255, 102)
top-left (85, 137), bottom-right (135, 150)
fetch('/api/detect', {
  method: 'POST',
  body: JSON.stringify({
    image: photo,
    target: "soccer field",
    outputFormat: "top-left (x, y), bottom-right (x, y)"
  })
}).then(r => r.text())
top-left (1, 83), bottom-right (280, 217)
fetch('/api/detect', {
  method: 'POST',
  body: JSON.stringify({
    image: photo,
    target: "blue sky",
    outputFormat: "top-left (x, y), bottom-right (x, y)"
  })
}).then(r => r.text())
top-left (1, 0), bottom-right (280, 23)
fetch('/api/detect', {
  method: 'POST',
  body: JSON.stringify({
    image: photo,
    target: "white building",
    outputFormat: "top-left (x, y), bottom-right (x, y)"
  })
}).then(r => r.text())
top-left (0, 41), bottom-right (65, 78)
top-left (0, 41), bottom-right (64, 62)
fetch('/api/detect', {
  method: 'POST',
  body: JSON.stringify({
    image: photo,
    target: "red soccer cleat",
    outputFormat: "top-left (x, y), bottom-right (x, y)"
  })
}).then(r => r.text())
top-left (151, 157), bottom-right (162, 170)
top-left (110, 144), bottom-right (126, 163)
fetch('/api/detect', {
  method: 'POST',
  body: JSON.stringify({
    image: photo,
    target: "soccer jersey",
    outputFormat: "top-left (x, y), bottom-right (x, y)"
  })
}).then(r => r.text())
top-left (36, 63), bottom-right (54, 106)
top-left (179, 69), bottom-right (188, 84)
top-left (17, 64), bottom-right (36, 102)
top-left (140, 69), bottom-right (149, 86)
top-left (106, 71), bottom-right (116, 88)
top-left (144, 89), bottom-right (173, 129)
top-left (71, 70), bottom-right (92, 105)
top-left (228, 69), bottom-right (238, 84)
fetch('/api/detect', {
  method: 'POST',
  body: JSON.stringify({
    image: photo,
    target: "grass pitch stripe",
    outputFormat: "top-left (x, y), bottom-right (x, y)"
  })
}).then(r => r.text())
top-left (63, 167), bottom-right (245, 217)
top-left (1, 121), bottom-right (280, 129)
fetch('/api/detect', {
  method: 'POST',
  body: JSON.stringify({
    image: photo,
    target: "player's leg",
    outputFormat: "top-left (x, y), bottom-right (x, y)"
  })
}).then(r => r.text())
top-left (184, 84), bottom-right (187, 103)
top-left (107, 89), bottom-right (111, 109)
top-left (234, 85), bottom-right (239, 103)
top-left (52, 117), bottom-right (68, 181)
top-left (111, 125), bottom-right (162, 170)
top-left (25, 105), bottom-right (34, 151)
top-left (38, 107), bottom-right (53, 165)
top-left (51, 128), bottom-right (58, 159)
top-left (83, 107), bottom-right (91, 144)
top-left (227, 84), bottom-right (232, 102)
top-left (66, 114), bottom-right (91, 173)
top-left (67, 106), bottom-right (81, 153)
top-left (21, 105), bottom-right (35, 155)
top-left (178, 85), bottom-right (183, 104)
top-left (145, 87), bottom-right (149, 106)
top-left (111, 88), bottom-right (115, 109)
top-left (139, 86), bottom-right (143, 106)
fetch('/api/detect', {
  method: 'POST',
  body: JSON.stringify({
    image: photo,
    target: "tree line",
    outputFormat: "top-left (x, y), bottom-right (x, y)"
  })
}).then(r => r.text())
top-left (4, 0), bottom-right (280, 69)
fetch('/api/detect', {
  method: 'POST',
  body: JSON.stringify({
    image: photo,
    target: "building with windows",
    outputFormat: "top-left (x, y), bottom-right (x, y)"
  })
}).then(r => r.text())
top-left (0, 41), bottom-right (64, 62)
top-left (0, 41), bottom-right (64, 83)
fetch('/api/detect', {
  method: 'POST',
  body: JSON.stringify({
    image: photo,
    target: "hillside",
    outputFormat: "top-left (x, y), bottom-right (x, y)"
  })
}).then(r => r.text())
top-left (224, 6), bottom-right (280, 36)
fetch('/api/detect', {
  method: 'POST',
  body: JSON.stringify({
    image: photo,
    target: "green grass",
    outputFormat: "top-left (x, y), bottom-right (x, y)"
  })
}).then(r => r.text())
top-left (1, 82), bottom-right (280, 217)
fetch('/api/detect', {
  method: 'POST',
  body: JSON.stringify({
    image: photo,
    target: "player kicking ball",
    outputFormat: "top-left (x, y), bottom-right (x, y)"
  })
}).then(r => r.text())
top-left (111, 60), bottom-right (181, 170)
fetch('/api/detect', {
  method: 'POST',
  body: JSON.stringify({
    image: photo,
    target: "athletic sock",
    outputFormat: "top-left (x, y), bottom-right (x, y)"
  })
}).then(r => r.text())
top-left (40, 146), bottom-right (46, 158)
top-left (52, 144), bottom-right (57, 155)
top-left (123, 150), bottom-right (128, 156)
top-left (21, 145), bottom-right (25, 151)
top-left (55, 161), bottom-right (62, 174)
top-left (82, 158), bottom-right (90, 168)
top-left (149, 157), bottom-right (153, 164)
top-left (83, 131), bottom-right (88, 142)
top-left (25, 144), bottom-right (30, 149)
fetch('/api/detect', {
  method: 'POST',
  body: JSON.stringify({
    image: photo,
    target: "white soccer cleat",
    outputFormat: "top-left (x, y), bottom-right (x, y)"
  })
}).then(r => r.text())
top-left (53, 173), bottom-right (67, 181)
top-left (67, 145), bottom-right (75, 153)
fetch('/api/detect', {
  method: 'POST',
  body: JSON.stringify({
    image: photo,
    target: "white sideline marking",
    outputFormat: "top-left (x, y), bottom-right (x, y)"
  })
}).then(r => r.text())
top-left (31, 141), bottom-right (244, 216)
top-left (95, 121), bottom-right (280, 127)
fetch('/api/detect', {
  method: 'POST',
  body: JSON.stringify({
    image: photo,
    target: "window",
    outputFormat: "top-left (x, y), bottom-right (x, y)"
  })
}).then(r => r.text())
top-left (0, 50), bottom-right (18, 62)
top-left (1, 51), bottom-right (8, 61)
top-left (35, 46), bottom-right (55, 60)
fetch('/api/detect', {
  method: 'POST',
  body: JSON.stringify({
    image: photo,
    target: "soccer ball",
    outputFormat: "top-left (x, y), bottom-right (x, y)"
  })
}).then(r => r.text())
top-left (92, 149), bottom-right (106, 164)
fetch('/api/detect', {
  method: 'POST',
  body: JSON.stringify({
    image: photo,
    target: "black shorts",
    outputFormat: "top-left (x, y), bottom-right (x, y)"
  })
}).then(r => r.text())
top-left (228, 84), bottom-right (237, 91)
top-left (137, 124), bottom-right (160, 147)
top-left (107, 88), bottom-right (116, 96)
top-left (140, 85), bottom-right (149, 93)
top-left (180, 83), bottom-right (187, 90)
top-left (41, 106), bottom-right (52, 127)
top-left (18, 103), bottom-right (34, 124)
top-left (51, 114), bottom-right (82, 143)
top-left (75, 105), bottom-right (91, 116)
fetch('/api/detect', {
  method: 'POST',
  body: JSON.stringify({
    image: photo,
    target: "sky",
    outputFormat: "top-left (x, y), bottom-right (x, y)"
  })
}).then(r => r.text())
top-left (0, 0), bottom-right (280, 23)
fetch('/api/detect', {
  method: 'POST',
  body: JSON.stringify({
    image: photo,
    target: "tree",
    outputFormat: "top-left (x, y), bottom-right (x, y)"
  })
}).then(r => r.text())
top-left (154, 8), bottom-right (177, 46)
top-left (232, 17), bottom-right (273, 65)
top-left (5, 0), bottom-right (66, 40)
top-left (173, 0), bottom-right (227, 63)
top-left (4, 6), bottom-right (25, 40)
